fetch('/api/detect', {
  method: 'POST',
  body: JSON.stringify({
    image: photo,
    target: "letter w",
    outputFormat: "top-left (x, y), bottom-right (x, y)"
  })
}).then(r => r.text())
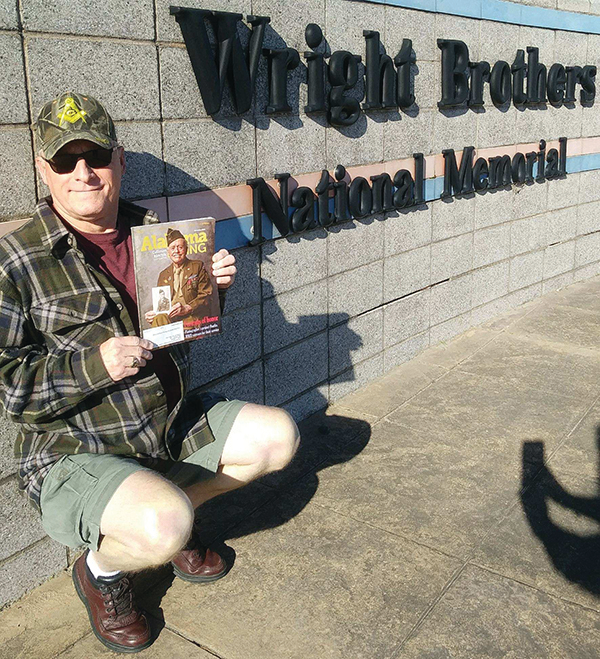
top-left (170, 7), bottom-right (269, 114)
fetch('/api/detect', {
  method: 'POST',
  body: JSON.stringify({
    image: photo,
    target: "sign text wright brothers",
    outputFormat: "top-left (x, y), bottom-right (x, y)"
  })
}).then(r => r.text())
top-left (171, 7), bottom-right (586, 243)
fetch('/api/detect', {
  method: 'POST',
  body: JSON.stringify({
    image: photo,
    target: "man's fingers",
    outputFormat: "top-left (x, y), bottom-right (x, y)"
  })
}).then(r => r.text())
top-left (213, 265), bottom-right (236, 277)
top-left (212, 248), bottom-right (230, 263)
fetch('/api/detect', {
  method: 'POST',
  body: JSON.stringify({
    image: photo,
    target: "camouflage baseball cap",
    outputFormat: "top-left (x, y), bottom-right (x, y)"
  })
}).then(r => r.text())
top-left (35, 92), bottom-right (118, 159)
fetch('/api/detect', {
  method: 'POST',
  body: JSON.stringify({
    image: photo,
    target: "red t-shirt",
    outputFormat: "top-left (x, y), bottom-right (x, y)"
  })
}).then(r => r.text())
top-left (67, 219), bottom-right (182, 413)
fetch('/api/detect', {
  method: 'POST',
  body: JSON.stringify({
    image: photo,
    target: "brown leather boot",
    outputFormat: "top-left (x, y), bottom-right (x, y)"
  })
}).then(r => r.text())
top-left (171, 527), bottom-right (228, 583)
top-left (72, 552), bottom-right (152, 654)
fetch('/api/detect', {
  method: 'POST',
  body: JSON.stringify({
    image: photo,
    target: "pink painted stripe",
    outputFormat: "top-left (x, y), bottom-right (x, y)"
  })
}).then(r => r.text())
top-left (138, 136), bottom-right (600, 223)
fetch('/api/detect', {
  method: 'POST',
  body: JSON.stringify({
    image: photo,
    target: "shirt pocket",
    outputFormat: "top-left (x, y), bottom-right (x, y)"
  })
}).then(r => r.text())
top-left (30, 292), bottom-right (111, 351)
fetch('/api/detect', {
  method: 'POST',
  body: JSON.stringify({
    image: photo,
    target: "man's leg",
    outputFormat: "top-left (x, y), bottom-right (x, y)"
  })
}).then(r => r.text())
top-left (181, 403), bottom-right (300, 509)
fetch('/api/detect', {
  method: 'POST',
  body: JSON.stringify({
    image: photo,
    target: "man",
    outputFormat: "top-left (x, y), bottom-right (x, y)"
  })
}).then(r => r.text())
top-left (0, 92), bottom-right (299, 653)
top-left (144, 228), bottom-right (213, 328)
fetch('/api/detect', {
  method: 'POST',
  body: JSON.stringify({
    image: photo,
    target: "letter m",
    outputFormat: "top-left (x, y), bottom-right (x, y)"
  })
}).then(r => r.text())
top-left (170, 6), bottom-right (269, 114)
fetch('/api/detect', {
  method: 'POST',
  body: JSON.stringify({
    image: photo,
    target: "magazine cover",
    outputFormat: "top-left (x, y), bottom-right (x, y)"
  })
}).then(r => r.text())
top-left (131, 217), bottom-right (221, 348)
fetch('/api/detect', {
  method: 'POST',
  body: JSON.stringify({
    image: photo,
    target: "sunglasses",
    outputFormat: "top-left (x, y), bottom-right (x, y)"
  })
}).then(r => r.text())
top-left (45, 147), bottom-right (116, 174)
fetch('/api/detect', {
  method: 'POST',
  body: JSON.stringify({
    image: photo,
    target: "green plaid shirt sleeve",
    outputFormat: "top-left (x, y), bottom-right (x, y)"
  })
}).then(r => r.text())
top-left (0, 199), bottom-right (215, 510)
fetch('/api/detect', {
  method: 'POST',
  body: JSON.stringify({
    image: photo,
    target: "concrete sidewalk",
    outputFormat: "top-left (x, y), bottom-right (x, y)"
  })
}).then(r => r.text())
top-left (2, 276), bottom-right (600, 658)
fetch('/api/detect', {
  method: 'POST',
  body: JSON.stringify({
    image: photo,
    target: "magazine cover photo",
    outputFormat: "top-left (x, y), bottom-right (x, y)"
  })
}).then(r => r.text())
top-left (132, 218), bottom-right (221, 348)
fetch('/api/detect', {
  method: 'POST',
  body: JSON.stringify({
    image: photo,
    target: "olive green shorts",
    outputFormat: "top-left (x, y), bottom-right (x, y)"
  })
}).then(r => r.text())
top-left (39, 394), bottom-right (247, 551)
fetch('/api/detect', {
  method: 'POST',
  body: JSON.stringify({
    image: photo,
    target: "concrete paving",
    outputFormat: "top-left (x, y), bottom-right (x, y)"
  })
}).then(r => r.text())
top-left (2, 276), bottom-right (600, 658)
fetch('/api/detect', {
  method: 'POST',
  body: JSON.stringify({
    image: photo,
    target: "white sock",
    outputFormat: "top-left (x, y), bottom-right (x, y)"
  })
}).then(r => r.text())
top-left (86, 551), bottom-right (122, 580)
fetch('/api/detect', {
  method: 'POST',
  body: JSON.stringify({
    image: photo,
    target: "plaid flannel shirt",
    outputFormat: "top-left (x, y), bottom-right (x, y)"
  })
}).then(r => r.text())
top-left (0, 198), bottom-right (215, 510)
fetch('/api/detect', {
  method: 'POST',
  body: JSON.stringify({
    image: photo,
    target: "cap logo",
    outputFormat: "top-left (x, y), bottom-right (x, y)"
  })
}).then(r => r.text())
top-left (57, 97), bottom-right (88, 125)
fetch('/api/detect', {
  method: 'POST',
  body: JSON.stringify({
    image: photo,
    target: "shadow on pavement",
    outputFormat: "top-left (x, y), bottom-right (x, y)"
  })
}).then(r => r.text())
top-left (521, 438), bottom-right (600, 596)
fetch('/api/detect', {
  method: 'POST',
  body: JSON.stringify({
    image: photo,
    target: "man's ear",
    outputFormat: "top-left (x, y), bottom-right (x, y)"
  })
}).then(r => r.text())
top-left (117, 146), bottom-right (126, 176)
top-left (35, 155), bottom-right (48, 186)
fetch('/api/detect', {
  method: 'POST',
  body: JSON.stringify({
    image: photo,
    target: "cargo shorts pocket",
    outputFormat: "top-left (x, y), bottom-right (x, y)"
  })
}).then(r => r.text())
top-left (40, 456), bottom-right (101, 550)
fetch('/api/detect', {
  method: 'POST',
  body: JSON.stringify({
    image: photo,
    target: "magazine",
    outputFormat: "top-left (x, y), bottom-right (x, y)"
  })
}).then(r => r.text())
top-left (131, 217), bottom-right (221, 348)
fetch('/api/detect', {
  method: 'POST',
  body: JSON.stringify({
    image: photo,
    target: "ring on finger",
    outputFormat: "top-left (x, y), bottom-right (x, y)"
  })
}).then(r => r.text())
top-left (130, 356), bottom-right (141, 368)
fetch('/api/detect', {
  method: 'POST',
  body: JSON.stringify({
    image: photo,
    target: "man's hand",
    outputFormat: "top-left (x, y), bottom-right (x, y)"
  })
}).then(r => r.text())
top-left (212, 249), bottom-right (236, 290)
top-left (168, 302), bottom-right (192, 319)
top-left (144, 310), bottom-right (156, 324)
top-left (100, 337), bottom-right (155, 382)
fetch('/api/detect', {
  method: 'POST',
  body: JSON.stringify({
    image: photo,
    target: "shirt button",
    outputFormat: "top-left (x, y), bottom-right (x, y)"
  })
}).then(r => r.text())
top-left (116, 303), bottom-right (123, 311)
top-left (157, 390), bottom-right (164, 397)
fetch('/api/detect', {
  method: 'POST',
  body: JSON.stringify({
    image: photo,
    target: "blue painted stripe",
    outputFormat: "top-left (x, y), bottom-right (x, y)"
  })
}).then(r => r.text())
top-left (566, 152), bottom-right (600, 173)
top-left (352, 0), bottom-right (600, 35)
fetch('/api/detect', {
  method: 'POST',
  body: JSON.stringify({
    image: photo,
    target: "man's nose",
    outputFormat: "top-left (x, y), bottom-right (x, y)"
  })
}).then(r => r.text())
top-left (72, 156), bottom-right (96, 180)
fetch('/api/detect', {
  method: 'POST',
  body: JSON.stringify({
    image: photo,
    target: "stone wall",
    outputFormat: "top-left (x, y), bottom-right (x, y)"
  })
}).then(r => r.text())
top-left (2, 0), bottom-right (600, 607)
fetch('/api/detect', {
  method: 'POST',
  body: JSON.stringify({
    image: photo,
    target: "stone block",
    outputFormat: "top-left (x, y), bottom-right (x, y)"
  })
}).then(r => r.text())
top-left (261, 228), bottom-right (327, 296)
top-left (0, 478), bottom-right (46, 561)
top-left (479, 19), bottom-right (520, 64)
top-left (0, 35), bottom-right (28, 125)
top-left (189, 305), bottom-right (261, 387)
top-left (0, 128), bottom-right (36, 218)
top-left (436, 14), bottom-right (481, 61)
top-left (509, 250), bottom-right (545, 292)
top-left (472, 261), bottom-right (510, 308)
top-left (544, 105), bottom-right (583, 141)
top-left (474, 188), bottom-right (515, 230)
top-left (27, 38), bottom-right (160, 122)
top-left (383, 331), bottom-right (429, 371)
top-left (21, 0), bottom-right (154, 38)
top-left (576, 200), bottom-right (600, 236)
top-left (477, 107), bottom-right (517, 149)
top-left (542, 269), bottom-right (575, 294)
top-left (156, 0), bottom-right (252, 42)
top-left (471, 283), bottom-right (541, 326)
top-left (545, 207), bottom-right (577, 245)
top-left (519, 26), bottom-right (555, 64)
top-left (430, 312), bottom-right (472, 346)
top-left (385, 5), bottom-right (437, 62)
top-left (547, 173), bottom-right (580, 212)
top-left (510, 215), bottom-right (547, 256)
top-left (264, 331), bottom-right (328, 405)
top-left (328, 217), bottom-right (384, 276)
top-left (557, 0), bottom-right (591, 14)
top-left (384, 244), bottom-right (431, 302)
top-left (283, 384), bottom-right (329, 422)
top-left (0, 417), bottom-right (17, 479)
top-left (263, 280), bottom-right (328, 353)
top-left (430, 274), bottom-right (472, 325)
top-left (411, 61), bottom-right (438, 111)
top-left (514, 181), bottom-right (548, 220)
top-left (544, 240), bottom-right (575, 278)
top-left (581, 103), bottom-right (600, 138)
top-left (513, 107), bottom-right (546, 146)
top-left (201, 361), bottom-right (264, 405)
top-left (0, 538), bottom-right (66, 608)
top-left (118, 122), bottom-right (164, 200)
top-left (330, 353), bottom-right (384, 402)
top-left (325, 0), bottom-right (385, 54)
top-left (329, 308), bottom-right (383, 377)
top-left (163, 118), bottom-right (256, 194)
top-left (384, 109), bottom-right (433, 161)
top-left (432, 196), bottom-right (474, 241)
top-left (574, 260), bottom-right (600, 282)
top-left (431, 233), bottom-right (473, 283)
top-left (578, 169), bottom-right (600, 205)
top-left (256, 116), bottom-right (326, 180)
top-left (326, 113), bottom-right (385, 169)
top-left (384, 205), bottom-right (432, 257)
top-left (432, 109), bottom-right (477, 155)
top-left (383, 289), bottom-right (430, 348)
top-left (217, 246), bottom-right (260, 313)
top-left (575, 232), bottom-right (600, 266)
top-left (252, 0), bottom-right (325, 53)
top-left (328, 260), bottom-right (384, 318)
top-left (473, 224), bottom-right (510, 269)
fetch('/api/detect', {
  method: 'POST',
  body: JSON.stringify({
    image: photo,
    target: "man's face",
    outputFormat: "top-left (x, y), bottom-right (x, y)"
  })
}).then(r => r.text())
top-left (167, 238), bottom-right (188, 266)
top-left (35, 139), bottom-right (125, 227)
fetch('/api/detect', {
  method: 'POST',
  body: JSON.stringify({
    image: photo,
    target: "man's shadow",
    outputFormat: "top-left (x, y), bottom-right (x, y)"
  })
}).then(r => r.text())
top-left (137, 274), bottom-right (372, 629)
top-left (521, 437), bottom-right (600, 596)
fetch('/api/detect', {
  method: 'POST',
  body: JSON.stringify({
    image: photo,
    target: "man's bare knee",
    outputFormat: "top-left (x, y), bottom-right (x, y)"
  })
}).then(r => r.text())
top-left (100, 471), bottom-right (194, 566)
top-left (263, 408), bottom-right (300, 473)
